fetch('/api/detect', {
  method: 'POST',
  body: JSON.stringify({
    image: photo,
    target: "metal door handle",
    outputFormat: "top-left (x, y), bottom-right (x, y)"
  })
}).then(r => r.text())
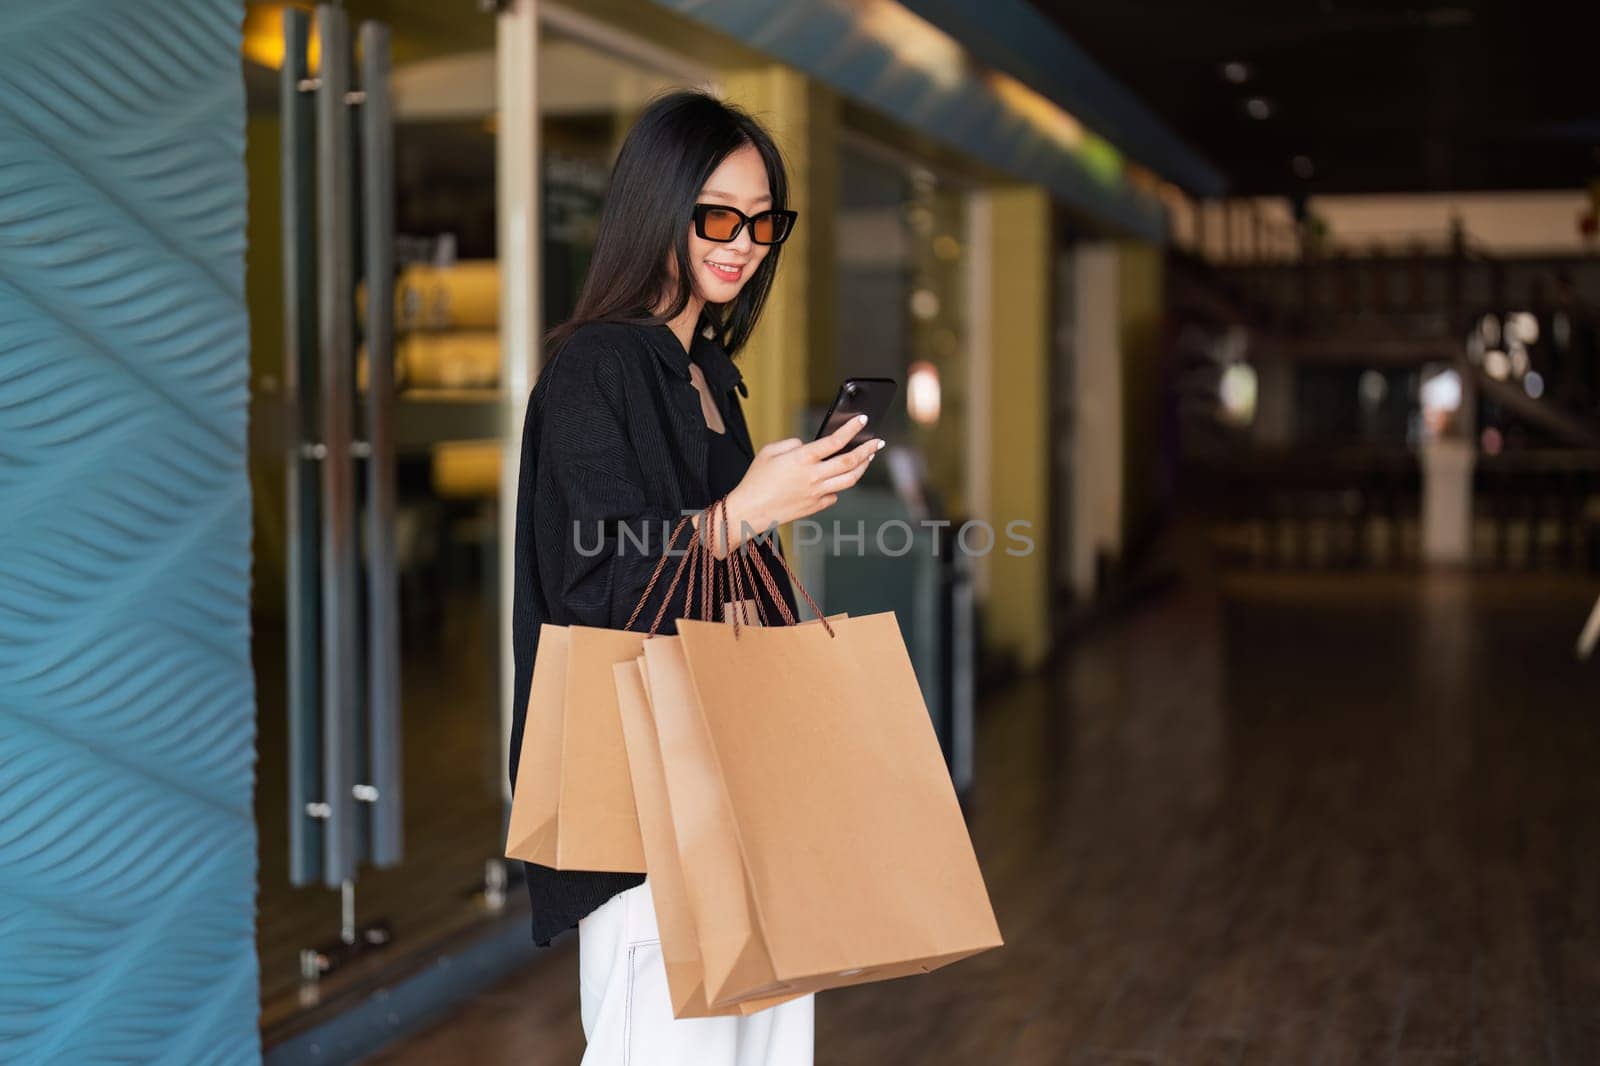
top-left (315, 3), bottom-right (360, 887)
top-left (281, 5), bottom-right (324, 888)
top-left (359, 20), bottom-right (403, 869)
top-left (281, 4), bottom-right (402, 890)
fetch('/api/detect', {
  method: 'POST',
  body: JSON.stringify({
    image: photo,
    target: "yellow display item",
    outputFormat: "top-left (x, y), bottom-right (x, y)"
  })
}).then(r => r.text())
top-left (394, 330), bottom-right (502, 390)
top-left (396, 260), bottom-right (501, 330)
top-left (431, 441), bottom-right (501, 500)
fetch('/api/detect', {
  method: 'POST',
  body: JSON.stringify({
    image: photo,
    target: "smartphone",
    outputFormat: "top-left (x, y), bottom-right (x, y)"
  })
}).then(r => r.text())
top-left (813, 377), bottom-right (897, 458)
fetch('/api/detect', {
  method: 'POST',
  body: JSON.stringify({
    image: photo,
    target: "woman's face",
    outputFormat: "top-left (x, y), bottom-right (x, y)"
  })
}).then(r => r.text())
top-left (684, 143), bottom-right (773, 305)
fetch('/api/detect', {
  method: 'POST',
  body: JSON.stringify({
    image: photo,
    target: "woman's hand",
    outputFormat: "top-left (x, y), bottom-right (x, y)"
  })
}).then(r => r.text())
top-left (698, 415), bottom-right (882, 558)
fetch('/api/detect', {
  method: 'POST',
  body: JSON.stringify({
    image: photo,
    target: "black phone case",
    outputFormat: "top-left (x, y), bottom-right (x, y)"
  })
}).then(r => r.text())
top-left (814, 377), bottom-right (897, 456)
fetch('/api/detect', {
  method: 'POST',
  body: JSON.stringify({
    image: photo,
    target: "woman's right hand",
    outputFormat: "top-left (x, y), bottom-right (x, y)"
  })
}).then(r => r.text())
top-left (706, 415), bottom-right (883, 556)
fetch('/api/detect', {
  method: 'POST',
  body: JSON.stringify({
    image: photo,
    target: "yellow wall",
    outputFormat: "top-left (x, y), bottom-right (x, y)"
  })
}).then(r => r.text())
top-left (984, 185), bottom-right (1053, 670)
top-left (717, 67), bottom-right (835, 447)
top-left (800, 85), bottom-right (840, 411)
top-left (718, 67), bottom-right (838, 558)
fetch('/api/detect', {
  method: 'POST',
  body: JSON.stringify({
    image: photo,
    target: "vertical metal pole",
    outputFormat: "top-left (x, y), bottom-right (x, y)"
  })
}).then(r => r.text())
top-left (340, 880), bottom-right (357, 946)
top-left (281, 5), bottom-right (324, 888)
top-left (359, 20), bottom-right (403, 868)
top-left (950, 557), bottom-right (976, 794)
top-left (316, 4), bottom-right (359, 886)
top-left (497, 0), bottom-right (541, 804)
top-left (964, 190), bottom-right (994, 605)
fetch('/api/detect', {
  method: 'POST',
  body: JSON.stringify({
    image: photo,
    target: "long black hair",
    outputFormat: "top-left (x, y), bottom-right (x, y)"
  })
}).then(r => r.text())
top-left (544, 89), bottom-right (791, 359)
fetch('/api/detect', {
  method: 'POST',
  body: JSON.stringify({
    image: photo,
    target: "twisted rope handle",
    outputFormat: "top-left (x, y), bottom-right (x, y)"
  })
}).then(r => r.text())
top-left (739, 547), bottom-right (784, 624)
top-left (741, 539), bottom-right (799, 627)
top-left (718, 499), bottom-right (774, 635)
top-left (624, 502), bottom-right (732, 633)
top-left (713, 505), bottom-right (832, 640)
top-left (730, 535), bottom-right (786, 627)
top-left (620, 496), bottom-right (835, 640)
top-left (732, 542), bottom-right (771, 627)
top-left (680, 518), bottom-right (701, 625)
top-left (710, 497), bottom-right (741, 638)
top-left (699, 497), bottom-right (717, 624)
top-left (651, 529), bottom-right (702, 637)
top-left (742, 530), bottom-right (834, 638)
top-left (675, 502), bottom-right (707, 627)
top-left (624, 511), bottom-right (696, 633)
top-left (712, 525), bottom-right (729, 622)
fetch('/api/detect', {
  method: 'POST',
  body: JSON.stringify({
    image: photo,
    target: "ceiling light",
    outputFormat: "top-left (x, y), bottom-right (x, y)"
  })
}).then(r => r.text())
top-left (1507, 311), bottom-right (1539, 345)
top-left (1358, 370), bottom-right (1388, 408)
top-left (906, 361), bottom-right (941, 426)
top-left (1291, 155), bottom-right (1314, 179)
top-left (1245, 97), bottom-right (1272, 121)
top-left (1221, 61), bottom-right (1251, 84)
top-left (1421, 368), bottom-right (1462, 415)
top-left (1220, 363), bottom-right (1258, 425)
top-left (909, 288), bottom-right (940, 320)
top-left (1509, 344), bottom-right (1529, 378)
top-left (860, 1), bottom-right (965, 90)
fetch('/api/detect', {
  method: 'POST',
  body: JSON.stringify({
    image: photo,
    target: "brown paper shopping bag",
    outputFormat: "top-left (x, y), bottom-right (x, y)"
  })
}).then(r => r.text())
top-left (641, 634), bottom-right (774, 1001)
top-left (505, 622), bottom-right (650, 871)
top-left (505, 510), bottom-right (735, 873)
top-left (612, 657), bottom-right (802, 1018)
top-left (646, 601), bottom-right (1003, 1005)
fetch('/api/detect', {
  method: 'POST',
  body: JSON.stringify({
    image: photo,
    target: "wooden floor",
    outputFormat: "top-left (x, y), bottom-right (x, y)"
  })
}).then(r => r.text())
top-left (366, 563), bottom-right (1600, 1065)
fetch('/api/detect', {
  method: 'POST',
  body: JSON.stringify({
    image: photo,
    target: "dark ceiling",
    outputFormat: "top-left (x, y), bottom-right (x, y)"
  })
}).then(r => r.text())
top-left (1031, 0), bottom-right (1600, 195)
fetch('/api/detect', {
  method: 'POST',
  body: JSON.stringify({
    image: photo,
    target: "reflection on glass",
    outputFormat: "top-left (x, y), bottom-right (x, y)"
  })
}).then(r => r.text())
top-left (245, 9), bottom-right (717, 1027)
top-left (539, 27), bottom-right (690, 326)
top-left (247, 11), bottom-right (511, 1024)
top-left (838, 140), bottom-right (969, 514)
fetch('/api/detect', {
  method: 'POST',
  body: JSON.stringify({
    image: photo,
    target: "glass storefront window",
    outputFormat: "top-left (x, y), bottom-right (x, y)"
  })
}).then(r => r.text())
top-left (246, 4), bottom-right (510, 1027)
top-left (246, 3), bottom-right (710, 1033)
top-left (837, 137), bottom-right (971, 516)
top-left (539, 25), bottom-right (702, 326)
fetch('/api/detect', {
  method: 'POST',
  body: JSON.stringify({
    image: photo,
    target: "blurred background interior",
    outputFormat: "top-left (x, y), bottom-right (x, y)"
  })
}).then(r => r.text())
top-left (230, 0), bottom-right (1600, 1061)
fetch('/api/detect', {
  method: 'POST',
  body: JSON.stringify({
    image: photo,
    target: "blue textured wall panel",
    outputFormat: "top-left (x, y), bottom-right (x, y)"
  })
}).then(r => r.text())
top-left (0, 0), bottom-right (258, 1063)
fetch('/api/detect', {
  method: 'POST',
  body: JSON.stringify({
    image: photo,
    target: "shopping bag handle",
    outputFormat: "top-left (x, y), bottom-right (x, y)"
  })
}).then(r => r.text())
top-left (624, 509), bottom-right (704, 635)
top-left (620, 498), bottom-right (758, 637)
top-left (718, 496), bottom-right (781, 633)
top-left (622, 497), bottom-right (837, 640)
top-left (713, 495), bottom-right (835, 640)
top-left (716, 497), bottom-right (772, 634)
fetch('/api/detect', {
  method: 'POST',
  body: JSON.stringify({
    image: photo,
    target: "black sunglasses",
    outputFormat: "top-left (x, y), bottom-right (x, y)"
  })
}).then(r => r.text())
top-left (691, 203), bottom-right (798, 246)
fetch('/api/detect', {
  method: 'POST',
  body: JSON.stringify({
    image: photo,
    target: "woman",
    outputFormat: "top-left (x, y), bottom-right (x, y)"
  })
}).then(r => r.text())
top-left (509, 90), bottom-right (882, 1064)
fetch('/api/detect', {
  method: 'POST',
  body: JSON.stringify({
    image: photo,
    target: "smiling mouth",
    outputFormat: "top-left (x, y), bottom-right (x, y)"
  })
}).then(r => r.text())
top-left (706, 261), bottom-right (745, 281)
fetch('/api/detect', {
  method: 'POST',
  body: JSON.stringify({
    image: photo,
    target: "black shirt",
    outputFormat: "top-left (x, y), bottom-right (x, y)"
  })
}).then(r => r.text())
top-left (510, 314), bottom-right (798, 945)
top-left (705, 421), bottom-right (746, 497)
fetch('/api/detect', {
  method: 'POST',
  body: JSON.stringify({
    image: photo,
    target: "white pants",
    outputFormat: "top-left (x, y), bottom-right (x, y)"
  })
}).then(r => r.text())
top-left (577, 880), bottom-right (814, 1066)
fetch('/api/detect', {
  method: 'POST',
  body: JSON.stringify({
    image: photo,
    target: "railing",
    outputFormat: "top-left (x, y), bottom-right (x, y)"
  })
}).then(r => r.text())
top-left (1189, 449), bottom-right (1600, 572)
